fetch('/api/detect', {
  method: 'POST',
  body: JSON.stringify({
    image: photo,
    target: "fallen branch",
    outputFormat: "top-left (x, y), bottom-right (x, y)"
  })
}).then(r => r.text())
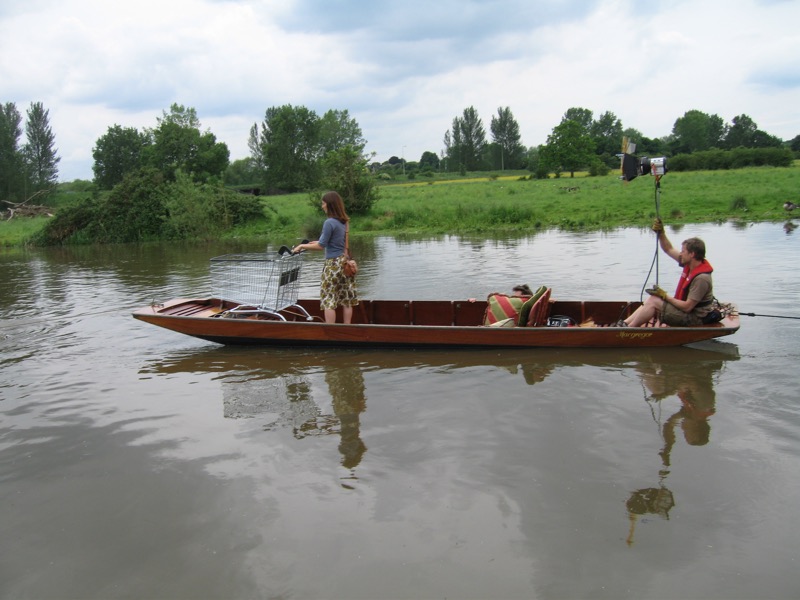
top-left (2, 189), bottom-right (54, 220)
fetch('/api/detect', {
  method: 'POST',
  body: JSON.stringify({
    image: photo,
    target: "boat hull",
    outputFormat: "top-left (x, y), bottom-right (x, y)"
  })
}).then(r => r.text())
top-left (132, 297), bottom-right (740, 348)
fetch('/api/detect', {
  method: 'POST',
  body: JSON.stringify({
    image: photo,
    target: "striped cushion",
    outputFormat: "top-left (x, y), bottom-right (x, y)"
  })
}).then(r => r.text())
top-left (527, 288), bottom-right (552, 326)
top-left (483, 294), bottom-right (527, 326)
top-left (518, 285), bottom-right (548, 326)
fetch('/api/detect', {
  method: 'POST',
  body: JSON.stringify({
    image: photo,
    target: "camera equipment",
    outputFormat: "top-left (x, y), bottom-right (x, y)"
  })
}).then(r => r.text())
top-left (547, 315), bottom-right (574, 327)
top-left (620, 154), bottom-right (668, 181)
top-left (618, 139), bottom-right (667, 181)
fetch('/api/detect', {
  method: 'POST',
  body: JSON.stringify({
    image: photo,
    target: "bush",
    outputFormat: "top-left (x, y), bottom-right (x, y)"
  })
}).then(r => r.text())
top-left (588, 160), bottom-right (610, 177)
top-left (29, 198), bottom-right (102, 245)
top-left (30, 168), bottom-right (265, 245)
top-left (669, 147), bottom-right (794, 171)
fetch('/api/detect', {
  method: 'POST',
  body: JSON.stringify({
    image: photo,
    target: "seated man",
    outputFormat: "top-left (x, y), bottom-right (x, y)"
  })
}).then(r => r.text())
top-left (622, 219), bottom-right (715, 327)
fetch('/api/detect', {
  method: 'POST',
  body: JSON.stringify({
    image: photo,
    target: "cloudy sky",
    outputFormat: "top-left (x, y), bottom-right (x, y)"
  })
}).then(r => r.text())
top-left (2, 0), bottom-right (798, 181)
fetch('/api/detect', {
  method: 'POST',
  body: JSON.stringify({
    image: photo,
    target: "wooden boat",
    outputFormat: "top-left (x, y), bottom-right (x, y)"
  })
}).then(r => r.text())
top-left (132, 294), bottom-right (740, 348)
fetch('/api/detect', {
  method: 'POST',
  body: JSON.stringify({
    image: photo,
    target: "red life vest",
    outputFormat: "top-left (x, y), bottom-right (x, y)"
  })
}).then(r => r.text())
top-left (674, 260), bottom-right (713, 300)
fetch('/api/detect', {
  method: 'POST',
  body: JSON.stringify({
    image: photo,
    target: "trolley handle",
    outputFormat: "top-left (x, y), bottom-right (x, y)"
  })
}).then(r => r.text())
top-left (277, 239), bottom-right (309, 257)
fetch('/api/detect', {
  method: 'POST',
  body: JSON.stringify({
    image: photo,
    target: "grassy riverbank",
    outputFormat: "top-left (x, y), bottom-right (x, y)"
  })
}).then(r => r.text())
top-left (240, 164), bottom-right (799, 243)
top-left (2, 164), bottom-right (797, 247)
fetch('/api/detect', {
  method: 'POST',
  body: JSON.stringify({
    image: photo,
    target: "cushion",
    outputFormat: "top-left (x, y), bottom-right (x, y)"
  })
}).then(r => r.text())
top-left (489, 317), bottom-right (517, 327)
top-left (517, 285), bottom-right (548, 326)
top-left (527, 287), bottom-right (552, 327)
top-left (483, 294), bottom-right (527, 326)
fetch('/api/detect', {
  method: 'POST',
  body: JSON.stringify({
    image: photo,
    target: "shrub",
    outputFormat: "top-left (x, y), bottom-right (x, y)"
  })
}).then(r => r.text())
top-left (588, 160), bottom-right (610, 177)
top-left (730, 196), bottom-right (748, 211)
top-left (29, 198), bottom-right (101, 245)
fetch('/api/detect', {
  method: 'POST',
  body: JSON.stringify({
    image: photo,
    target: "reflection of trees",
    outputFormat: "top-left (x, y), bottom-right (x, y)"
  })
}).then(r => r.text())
top-left (625, 358), bottom-right (722, 546)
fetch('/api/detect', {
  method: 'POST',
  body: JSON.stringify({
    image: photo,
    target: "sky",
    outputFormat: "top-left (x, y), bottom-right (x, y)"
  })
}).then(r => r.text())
top-left (2, 0), bottom-right (799, 182)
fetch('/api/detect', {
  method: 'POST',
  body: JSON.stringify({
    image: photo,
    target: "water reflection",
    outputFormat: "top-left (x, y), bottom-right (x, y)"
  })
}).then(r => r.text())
top-left (625, 344), bottom-right (733, 546)
top-left (141, 342), bottom-right (737, 484)
top-left (141, 350), bottom-right (371, 475)
top-left (326, 368), bottom-right (367, 471)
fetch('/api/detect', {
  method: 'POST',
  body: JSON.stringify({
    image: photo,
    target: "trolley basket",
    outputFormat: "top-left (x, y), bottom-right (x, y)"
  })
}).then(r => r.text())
top-left (210, 252), bottom-right (309, 320)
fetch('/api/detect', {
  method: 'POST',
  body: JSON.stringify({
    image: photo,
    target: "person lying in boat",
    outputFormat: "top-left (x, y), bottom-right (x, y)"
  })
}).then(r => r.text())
top-left (469, 284), bottom-right (532, 303)
top-left (620, 219), bottom-right (715, 327)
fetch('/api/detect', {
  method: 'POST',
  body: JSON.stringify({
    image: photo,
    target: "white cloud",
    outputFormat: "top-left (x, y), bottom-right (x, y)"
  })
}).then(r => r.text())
top-left (1, 0), bottom-right (797, 181)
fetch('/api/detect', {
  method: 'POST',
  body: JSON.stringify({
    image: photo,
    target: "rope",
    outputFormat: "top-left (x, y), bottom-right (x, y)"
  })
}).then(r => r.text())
top-left (739, 312), bottom-right (800, 320)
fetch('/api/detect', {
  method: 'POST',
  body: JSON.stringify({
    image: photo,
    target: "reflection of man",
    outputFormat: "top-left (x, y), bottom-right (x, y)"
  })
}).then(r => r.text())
top-left (659, 377), bottom-right (716, 466)
top-left (626, 357), bottom-right (722, 545)
top-left (327, 368), bottom-right (367, 470)
top-left (622, 219), bottom-right (715, 327)
top-left (636, 359), bottom-right (718, 466)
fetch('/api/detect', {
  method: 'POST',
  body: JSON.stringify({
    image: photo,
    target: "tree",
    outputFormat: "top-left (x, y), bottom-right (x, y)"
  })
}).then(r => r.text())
top-left (621, 127), bottom-right (669, 157)
top-left (724, 114), bottom-right (758, 149)
top-left (590, 111), bottom-right (623, 160)
top-left (144, 103), bottom-right (229, 183)
top-left (224, 157), bottom-right (261, 186)
top-left (419, 150), bottom-right (440, 171)
top-left (541, 119), bottom-right (595, 177)
top-left (442, 129), bottom-right (456, 172)
top-left (562, 107), bottom-right (594, 132)
top-left (92, 125), bottom-right (150, 189)
top-left (444, 106), bottom-right (487, 172)
top-left (751, 129), bottom-right (783, 148)
top-left (23, 102), bottom-right (60, 190)
top-left (671, 110), bottom-right (725, 153)
top-left (318, 145), bottom-right (378, 215)
top-left (252, 104), bottom-right (321, 192)
top-left (490, 106), bottom-right (524, 170)
top-left (158, 103), bottom-right (200, 129)
top-left (318, 109), bottom-right (366, 156)
top-left (0, 102), bottom-right (25, 200)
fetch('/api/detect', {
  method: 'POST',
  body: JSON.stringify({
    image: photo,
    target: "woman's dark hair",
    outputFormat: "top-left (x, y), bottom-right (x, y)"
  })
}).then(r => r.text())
top-left (513, 284), bottom-right (533, 295)
top-left (322, 191), bottom-right (349, 224)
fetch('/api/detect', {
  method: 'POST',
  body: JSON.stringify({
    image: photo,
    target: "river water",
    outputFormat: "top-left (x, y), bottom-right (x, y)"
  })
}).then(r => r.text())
top-left (1, 222), bottom-right (798, 599)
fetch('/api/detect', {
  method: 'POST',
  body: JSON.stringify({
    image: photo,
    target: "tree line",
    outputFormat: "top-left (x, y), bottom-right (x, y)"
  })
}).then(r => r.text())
top-left (439, 106), bottom-right (793, 179)
top-left (3, 98), bottom-right (798, 208)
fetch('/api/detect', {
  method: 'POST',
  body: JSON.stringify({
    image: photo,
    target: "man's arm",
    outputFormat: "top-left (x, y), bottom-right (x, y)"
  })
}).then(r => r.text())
top-left (652, 219), bottom-right (681, 262)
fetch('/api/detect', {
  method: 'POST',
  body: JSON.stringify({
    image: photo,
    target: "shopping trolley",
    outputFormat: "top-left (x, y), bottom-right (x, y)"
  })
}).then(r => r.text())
top-left (209, 251), bottom-right (312, 321)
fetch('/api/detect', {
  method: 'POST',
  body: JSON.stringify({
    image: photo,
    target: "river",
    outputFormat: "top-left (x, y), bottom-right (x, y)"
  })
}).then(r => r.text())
top-left (1, 222), bottom-right (798, 599)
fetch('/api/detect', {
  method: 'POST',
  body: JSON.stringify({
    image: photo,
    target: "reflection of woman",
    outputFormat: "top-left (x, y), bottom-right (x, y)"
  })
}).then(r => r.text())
top-left (326, 368), bottom-right (367, 470)
top-left (293, 191), bottom-right (358, 324)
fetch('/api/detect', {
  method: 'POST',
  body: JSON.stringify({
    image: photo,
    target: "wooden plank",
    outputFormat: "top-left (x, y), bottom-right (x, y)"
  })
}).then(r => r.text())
top-left (411, 301), bottom-right (454, 326)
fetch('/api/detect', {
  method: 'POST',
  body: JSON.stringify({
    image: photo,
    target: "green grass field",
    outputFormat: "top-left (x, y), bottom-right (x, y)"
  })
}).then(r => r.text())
top-left (2, 164), bottom-right (797, 247)
top-left (256, 165), bottom-right (798, 242)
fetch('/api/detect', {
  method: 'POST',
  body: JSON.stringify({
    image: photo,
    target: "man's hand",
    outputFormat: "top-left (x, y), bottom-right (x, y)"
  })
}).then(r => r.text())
top-left (646, 285), bottom-right (667, 300)
top-left (652, 218), bottom-right (664, 233)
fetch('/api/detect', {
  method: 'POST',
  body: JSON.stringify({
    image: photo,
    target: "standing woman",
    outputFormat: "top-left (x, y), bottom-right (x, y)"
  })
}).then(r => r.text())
top-left (293, 191), bottom-right (359, 323)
